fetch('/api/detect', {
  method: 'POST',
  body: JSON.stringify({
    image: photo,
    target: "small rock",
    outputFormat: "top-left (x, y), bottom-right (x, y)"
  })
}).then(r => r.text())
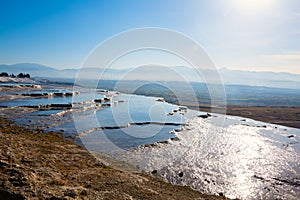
top-left (287, 135), bottom-right (294, 138)
top-left (80, 190), bottom-right (88, 196)
top-left (178, 172), bottom-right (183, 177)
top-left (0, 160), bottom-right (10, 168)
top-left (198, 113), bottom-right (211, 119)
top-left (256, 125), bottom-right (267, 128)
top-left (64, 189), bottom-right (76, 198)
top-left (218, 192), bottom-right (224, 196)
top-left (151, 170), bottom-right (157, 174)
top-left (204, 178), bottom-right (210, 183)
top-left (170, 137), bottom-right (180, 142)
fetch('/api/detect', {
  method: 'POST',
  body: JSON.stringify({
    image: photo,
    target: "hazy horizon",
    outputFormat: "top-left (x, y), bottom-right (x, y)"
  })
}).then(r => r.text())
top-left (1, 62), bottom-right (300, 76)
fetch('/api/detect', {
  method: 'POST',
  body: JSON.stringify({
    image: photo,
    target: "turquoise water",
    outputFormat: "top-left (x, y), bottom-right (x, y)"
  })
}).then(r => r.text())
top-left (1, 90), bottom-right (191, 150)
top-left (2, 90), bottom-right (101, 106)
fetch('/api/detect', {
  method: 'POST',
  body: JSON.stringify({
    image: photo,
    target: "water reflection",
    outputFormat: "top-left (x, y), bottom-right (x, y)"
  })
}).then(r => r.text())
top-left (115, 119), bottom-right (300, 199)
top-left (1, 89), bottom-right (299, 199)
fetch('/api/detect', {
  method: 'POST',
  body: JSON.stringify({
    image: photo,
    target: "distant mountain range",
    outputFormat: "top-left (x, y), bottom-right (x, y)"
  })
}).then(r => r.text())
top-left (1, 63), bottom-right (300, 89)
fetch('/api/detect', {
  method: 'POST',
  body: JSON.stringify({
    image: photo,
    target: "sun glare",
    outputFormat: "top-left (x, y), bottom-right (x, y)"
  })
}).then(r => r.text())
top-left (231, 0), bottom-right (275, 14)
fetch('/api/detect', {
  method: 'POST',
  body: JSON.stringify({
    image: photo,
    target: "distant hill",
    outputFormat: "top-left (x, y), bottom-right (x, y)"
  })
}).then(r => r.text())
top-left (0, 63), bottom-right (60, 78)
top-left (0, 63), bottom-right (128, 80)
top-left (219, 68), bottom-right (300, 90)
top-left (1, 63), bottom-right (300, 89)
top-left (0, 63), bottom-right (55, 74)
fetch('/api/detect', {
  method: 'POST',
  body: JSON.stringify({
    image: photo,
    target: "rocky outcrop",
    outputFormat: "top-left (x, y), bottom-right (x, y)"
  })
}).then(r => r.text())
top-left (156, 98), bottom-right (165, 102)
top-left (22, 91), bottom-right (79, 97)
top-left (198, 113), bottom-right (212, 119)
top-left (94, 97), bottom-right (112, 103)
top-left (0, 84), bottom-right (41, 89)
top-left (23, 103), bottom-right (73, 110)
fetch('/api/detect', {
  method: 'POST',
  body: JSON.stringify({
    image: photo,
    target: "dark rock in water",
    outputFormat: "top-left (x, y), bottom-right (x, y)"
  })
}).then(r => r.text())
top-left (158, 140), bottom-right (169, 144)
top-left (50, 104), bottom-right (72, 109)
top-left (174, 127), bottom-right (183, 132)
top-left (170, 137), bottom-right (180, 142)
top-left (167, 112), bottom-right (174, 116)
top-left (103, 97), bottom-right (112, 102)
top-left (218, 192), bottom-right (224, 197)
top-left (143, 144), bottom-right (157, 148)
top-left (287, 135), bottom-right (295, 138)
top-left (53, 92), bottom-right (77, 97)
top-left (151, 170), bottom-right (157, 174)
top-left (101, 124), bottom-right (130, 129)
top-left (178, 106), bottom-right (187, 112)
top-left (241, 124), bottom-right (251, 127)
top-left (102, 103), bottom-right (112, 107)
top-left (64, 92), bottom-right (74, 96)
top-left (22, 91), bottom-right (78, 97)
top-left (132, 122), bottom-right (186, 126)
top-left (253, 174), bottom-right (265, 181)
top-left (156, 98), bottom-right (165, 102)
top-left (241, 119), bottom-right (246, 122)
top-left (94, 97), bottom-right (112, 103)
top-left (198, 113), bottom-right (211, 119)
top-left (94, 98), bottom-right (104, 103)
top-left (178, 172), bottom-right (183, 177)
top-left (256, 125), bottom-right (267, 128)
top-left (273, 177), bottom-right (300, 187)
top-left (24, 103), bottom-right (73, 110)
top-left (98, 89), bottom-right (108, 93)
top-left (204, 178), bottom-right (210, 183)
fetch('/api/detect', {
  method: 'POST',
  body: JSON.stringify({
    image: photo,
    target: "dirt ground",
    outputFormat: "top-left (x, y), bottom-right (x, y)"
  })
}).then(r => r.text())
top-left (0, 118), bottom-right (228, 200)
top-left (225, 106), bottom-right (300, 129)
top-left (186, 104), bottom-right (300, 129)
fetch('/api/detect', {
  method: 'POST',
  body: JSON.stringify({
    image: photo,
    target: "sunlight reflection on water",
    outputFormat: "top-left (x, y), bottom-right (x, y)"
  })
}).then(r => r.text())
top-left (1, 90), bottom-right (299, 199)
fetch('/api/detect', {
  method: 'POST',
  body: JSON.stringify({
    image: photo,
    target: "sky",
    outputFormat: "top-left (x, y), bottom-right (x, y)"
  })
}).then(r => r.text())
top-left (0, 0), bottom-right (300, 74)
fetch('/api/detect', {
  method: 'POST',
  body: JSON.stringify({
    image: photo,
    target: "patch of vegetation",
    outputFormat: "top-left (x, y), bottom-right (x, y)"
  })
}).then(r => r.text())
top-left (0, 72), bottom-right (30, 78)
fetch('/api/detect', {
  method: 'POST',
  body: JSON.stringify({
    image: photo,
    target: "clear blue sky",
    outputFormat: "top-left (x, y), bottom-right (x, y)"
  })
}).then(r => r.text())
top-left (1, 0), bottom-right (300, 73)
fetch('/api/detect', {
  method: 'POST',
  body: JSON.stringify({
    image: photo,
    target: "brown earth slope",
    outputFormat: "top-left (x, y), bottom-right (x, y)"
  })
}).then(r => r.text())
top-left (0, 118), bottom-right (228, 200)
top-left (186, 104), bottom-right (300, 129)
